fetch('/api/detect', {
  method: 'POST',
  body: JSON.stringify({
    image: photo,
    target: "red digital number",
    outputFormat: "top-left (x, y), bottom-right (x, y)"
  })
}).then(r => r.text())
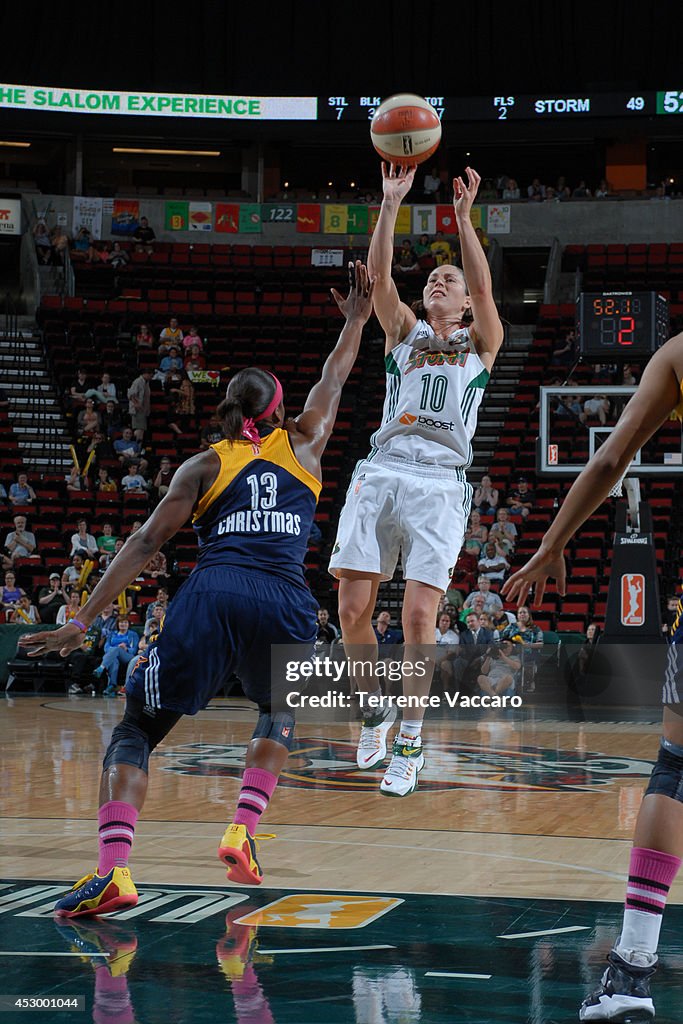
top-left (618, 316), bottom-right (635, 345)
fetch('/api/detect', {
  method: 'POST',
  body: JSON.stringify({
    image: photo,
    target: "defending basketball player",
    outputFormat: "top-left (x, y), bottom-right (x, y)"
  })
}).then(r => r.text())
top-left (19, 263), bottom-right (374, 916)
top-left (329, 163), bottom-right (504, 796)
top-left (503, 331), bottom-right (683, 1021)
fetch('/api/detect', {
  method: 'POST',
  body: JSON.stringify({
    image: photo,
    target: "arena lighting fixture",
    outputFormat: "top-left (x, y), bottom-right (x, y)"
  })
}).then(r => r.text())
top-left (112, 146), bottom-right (220, 156)
top-left (0, 140), bottom-right (31, 147)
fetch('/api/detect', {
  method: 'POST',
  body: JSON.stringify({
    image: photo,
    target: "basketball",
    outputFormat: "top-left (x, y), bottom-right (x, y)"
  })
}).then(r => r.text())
top-left (370, 94), bottom-right (442, 166)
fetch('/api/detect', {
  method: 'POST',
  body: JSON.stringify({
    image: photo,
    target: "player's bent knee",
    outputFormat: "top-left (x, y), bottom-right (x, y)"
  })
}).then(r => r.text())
top-left (252, 710), bottom-right (296, 750)
top-left (103, 720), bottom-right (150, 773)
top-left (645, 739), bottom-right (683, 802)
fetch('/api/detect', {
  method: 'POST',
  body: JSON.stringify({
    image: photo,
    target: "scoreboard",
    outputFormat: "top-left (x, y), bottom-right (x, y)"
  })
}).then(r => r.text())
top-left (318, 91), bottom-right (683, 121)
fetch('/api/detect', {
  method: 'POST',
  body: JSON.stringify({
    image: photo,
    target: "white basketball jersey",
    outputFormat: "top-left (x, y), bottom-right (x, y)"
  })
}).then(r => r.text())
top-left (369, 320), bottom-right (490, 467)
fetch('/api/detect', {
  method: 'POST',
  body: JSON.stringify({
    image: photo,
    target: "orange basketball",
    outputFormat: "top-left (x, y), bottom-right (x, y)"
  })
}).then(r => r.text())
top-left (370, 94), bottom-right (442, 166)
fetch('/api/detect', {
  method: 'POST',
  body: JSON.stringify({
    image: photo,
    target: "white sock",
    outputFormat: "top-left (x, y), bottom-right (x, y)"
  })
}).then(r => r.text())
top-left (616, 909), bottom-right (662, 966)
top-left (398, 719), bottom-right (422, 741)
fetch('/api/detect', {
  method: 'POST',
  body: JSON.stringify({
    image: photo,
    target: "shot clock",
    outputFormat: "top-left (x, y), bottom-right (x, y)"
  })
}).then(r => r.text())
top-left (577, 292), bottom-right (669, 359)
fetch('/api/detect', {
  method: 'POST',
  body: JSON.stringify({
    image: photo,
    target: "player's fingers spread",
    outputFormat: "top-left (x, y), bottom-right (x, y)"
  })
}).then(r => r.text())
top-left (381, 162), bottom-right (388, 178)
top-left (330, 288), bottom-right (343, 307)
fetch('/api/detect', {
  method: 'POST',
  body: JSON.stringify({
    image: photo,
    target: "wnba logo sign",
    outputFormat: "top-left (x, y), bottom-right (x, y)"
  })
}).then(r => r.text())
top-left (621, 573), bottom-right (645, 626)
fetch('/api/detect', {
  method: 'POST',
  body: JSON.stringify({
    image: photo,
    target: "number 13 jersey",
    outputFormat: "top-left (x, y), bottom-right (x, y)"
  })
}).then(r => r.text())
top-left (369, 320), bottom-right (490, 468)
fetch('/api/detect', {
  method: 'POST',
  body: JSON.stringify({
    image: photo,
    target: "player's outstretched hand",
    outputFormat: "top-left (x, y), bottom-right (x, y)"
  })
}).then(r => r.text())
top-left (501, 547), bottom-right (567, 607)
top-left (380, 162), bottom-right (416, 203)
top-left (331, 261), bottom-right (375, 324)
top-left (18, 622), bottom-right (86, 659)
top-left (453, 166), bottom-right (481, 218)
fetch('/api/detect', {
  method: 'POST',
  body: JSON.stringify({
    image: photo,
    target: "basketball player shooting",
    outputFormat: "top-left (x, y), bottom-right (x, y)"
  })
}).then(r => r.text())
top-left (330, 163), bottom-right (504, 797)
top-left (503, 330), bottom-right (683, 1020)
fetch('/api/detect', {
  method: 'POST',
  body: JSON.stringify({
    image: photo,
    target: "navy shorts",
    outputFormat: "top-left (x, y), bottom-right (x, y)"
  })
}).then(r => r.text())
top-left (127, 566), bottom-right (317, 715)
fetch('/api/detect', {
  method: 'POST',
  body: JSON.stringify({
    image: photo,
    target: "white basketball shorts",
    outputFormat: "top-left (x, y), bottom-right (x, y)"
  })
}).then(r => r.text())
top-left (328, 452), bottom-right (472, 592)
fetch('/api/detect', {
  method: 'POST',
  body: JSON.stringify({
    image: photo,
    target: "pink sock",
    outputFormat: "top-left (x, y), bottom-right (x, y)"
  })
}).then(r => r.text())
top-left (233, 768), bottom-right (278, 836)
top-left (94, 969), bottom-right (134, 1024)
top-left (625, 846), bottom-right (681, 914)
top-left (98, 801), bottom-right (138, 874)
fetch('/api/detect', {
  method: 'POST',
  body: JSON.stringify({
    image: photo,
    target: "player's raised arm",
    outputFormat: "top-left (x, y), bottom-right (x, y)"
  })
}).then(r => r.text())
top-left (18, 455), bottom-right (215, 657)
top-left (368, 163), bottom-right (418, 350)
top-left (454, 167), bottom-right (503, 369)
top-left (502, 336), bottom-right (683, 606)
top-left (292, 261), bottom-right (374, 461)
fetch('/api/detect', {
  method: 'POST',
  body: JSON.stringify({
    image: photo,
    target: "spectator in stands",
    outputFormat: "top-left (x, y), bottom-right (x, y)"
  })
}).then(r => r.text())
top-left (33, 221), bottom-right (54, 264)
top-left (69, 519), bottom-right (99, 559)
top-left (133, 216), bottom-right (156, 253)
top-left (465, 509), bottom-right (488, 548)
top-left (67, 613), bottom-right (107, 695)
top-left (37, 573), bottom-right (66, 624)
top-left (57, 590), bottom-right (84, 626)
top-left (85, 373), bottom-right (118, 406)
top-left (3, 515), bottom-right (37, 567)
top-left (473, 474), bottom-right (499, 515)
top-left (448, 541), bottom-right (480, 595)
top-left (489, 507), bottom-right (518, 549)
top-left (71, 226), bottom-right (92, 261)
top-left (502, 178), bottom-right (520, 200)
top-left (182, 325), bottom-right (203, 352)
top-left (572, 180), bottom-right (592, 198)
top-left (478, 540), bottom-right (510, 582)
top-left (96, 522), bottom-right (118, 557)
top-left (200, 412), bottom-right (224, 449)
top-left (100, 537), bottom-right (124, 570)
top-left (423, 165), bottom-right (440, 201)
top-left (145, 585), bottom-right (169, 619)
top-left (393, 239), bottom-right (418, 273)
top-left (551, 329), bottom-right (576, 366)
top-left (316, 608), bottom-right (340, 644)
top-left (464, 575), bottom-right (504, 615)
top-left (62, 553), bottom-right (86, 590)
top-left (414, 233), bottom-right (432, 258)
top-left (69, 368), bottom-right (92, 410)
top-left (158, 345), bottom-right (184, 375)
top-left (96, 467), bottom-right (118, 493)
top-left (121, 461), bottom-right (148, 493)
top-left (595, 179), bottom-right (611, 199)
top-left (9, 593), bottom-right (41, 625)
top-left (527, 178), bottom-right (546, 201)
top-left (1, 569), bottom-right (25, 612)
top-left (491, 606), bottom-right (516, 634)
top-left (9, 472), bottom-right (36, 506)
top-left (452, 611), bottom-right (495, 688)
top-left (477, 638), bottom-right (520, 697)
top-left (127, 370), bottom-right (152, 441)
top-left (184, 344), bottom-right (206, 371)
top-left (374, 609), bottom-right (403, 647)
top-left (622, 364), bottom-right (638, 386)
top-left (128, 520), bottom-right (143, 537)
top-left (166, 370), bottom-right (195, 436)
top-left (435, 611), bottom-right (460, 686)
top-left (135, 324), bottom-right (154, 349)
top-left (99, 399), bottom-right (122, 441)
top-left (475, 226), bottom-right (490, 251)
top-left (114, 427), bottom-right (148, 474)
top-left (50, 224), bottom-right (70, 263)
top-left (108, 240), bottom-right (129, 270)
top-left (65, 465), bottom-right (88, 493)
top-left (145, 602), bottom-right (167, 630)
top-left (429, 231), bottom-right (453, 266)
top-left (141, 548), bottom-right (168, 581)
top-left (506, 477), bottom-right (535, 519)
top-left (159, 318), bottom-right (183, 351)
top-left (153, 457), bottom-right (174, 499)
top-left (583, 394), bottom-right (610, 426)
top-left (97, 616), bottom-right (139, 697)
top-left (77, 399), bottom-right (101, 440)
top-left (515, 606), bottom-right (545, 692)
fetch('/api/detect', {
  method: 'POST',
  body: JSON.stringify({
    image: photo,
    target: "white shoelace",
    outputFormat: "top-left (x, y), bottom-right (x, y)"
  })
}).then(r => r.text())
top-left (384, 753), bottom-right (418, 781)
top-left (358, 726), bottom-right (382, 751)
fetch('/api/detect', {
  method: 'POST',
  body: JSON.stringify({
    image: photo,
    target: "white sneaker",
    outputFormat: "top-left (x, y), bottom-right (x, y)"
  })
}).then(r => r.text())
top-left (356, 703), bottom-right (397, 770)
top-left (380, 738), bottom-right (424, 797)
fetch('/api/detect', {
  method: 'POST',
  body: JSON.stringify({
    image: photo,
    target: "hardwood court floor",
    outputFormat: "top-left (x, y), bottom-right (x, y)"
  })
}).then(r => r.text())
top-left (3, 696), bottom-right (683, 1022)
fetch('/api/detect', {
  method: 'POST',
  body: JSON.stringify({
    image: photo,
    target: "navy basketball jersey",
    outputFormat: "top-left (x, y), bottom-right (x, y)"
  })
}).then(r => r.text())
top-left (192, 428), bottom-right (321, 585)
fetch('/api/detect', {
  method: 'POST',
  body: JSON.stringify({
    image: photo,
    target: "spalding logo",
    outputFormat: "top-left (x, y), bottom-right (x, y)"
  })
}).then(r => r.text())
top-left (399, 413), bottom-right (417, 425)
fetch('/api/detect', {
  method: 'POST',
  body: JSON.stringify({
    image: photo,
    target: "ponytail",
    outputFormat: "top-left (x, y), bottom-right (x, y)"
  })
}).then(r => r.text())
top-left (217, 367), bottom-right (279, 444)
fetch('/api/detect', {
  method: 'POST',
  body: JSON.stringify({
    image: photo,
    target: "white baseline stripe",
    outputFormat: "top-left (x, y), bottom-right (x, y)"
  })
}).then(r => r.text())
top-left (0, 951), bottom-right (111, 957)
top-left (425, 971), bottom-right (491, 979)
top-left (499, 925), bottom-right (590, 940)
top-left (257, 944), bottom-right (395, 955)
